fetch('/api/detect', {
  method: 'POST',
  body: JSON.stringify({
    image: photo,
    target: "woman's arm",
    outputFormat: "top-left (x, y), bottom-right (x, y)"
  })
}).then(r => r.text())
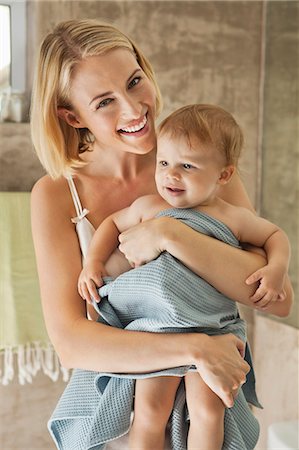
top-left (163, 219), bottom-right (293, 317)
top-left (118, 174), bottom-right (293, 317)
top-left (31, 176), bottom-right (249, 407)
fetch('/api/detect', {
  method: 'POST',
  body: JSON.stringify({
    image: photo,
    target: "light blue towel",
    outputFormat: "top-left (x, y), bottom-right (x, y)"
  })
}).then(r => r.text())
top-left (48, 208), bottom-right (261, 450)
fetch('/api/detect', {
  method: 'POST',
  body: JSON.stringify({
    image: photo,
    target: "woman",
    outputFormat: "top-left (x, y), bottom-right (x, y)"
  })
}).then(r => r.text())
top-left (30, 19), bottom-right (293, 449)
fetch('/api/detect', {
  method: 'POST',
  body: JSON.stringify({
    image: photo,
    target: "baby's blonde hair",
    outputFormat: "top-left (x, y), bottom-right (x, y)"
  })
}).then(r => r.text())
top-left (159, 104), bottom-right (243, 166)
top-left (30, 19), bottom-right (162, 179)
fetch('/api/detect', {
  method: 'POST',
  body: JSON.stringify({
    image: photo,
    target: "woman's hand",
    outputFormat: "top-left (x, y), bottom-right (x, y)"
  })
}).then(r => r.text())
top-left (118, 216), bottom-right (172, 267)
top-left (190, 333), bottom-right (249, 408)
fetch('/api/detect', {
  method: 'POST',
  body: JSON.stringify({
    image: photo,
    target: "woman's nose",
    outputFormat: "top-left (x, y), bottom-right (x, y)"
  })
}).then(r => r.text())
top-left (120, 95), bottom-right (142, 119)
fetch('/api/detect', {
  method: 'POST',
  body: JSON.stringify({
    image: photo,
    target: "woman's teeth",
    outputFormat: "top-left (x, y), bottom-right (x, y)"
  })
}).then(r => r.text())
top-left (120, 115), bottom-right (147, 133)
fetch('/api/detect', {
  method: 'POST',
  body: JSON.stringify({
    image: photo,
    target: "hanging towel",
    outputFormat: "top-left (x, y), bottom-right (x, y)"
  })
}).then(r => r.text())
top-left (0, 192), bottom-right (68, 384)
top-left (49, 208), bottom-right (261, 450)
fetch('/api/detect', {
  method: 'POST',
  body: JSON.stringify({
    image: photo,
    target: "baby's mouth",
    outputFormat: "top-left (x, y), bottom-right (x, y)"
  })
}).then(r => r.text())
top-left (166, 186), bottom-right (185, 194)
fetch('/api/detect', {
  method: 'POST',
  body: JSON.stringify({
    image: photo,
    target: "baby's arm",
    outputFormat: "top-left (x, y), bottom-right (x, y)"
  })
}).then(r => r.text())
top-left (78, 214), bottom-right (121, 303)
top-left (78, 195), bottom-right (161, 303)
top-left (236, 208), bottom-right (290, 309)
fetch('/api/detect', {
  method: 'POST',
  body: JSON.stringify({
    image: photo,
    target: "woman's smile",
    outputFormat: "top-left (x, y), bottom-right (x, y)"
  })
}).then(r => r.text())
top-left (118, 113), bottom-right (148, 134)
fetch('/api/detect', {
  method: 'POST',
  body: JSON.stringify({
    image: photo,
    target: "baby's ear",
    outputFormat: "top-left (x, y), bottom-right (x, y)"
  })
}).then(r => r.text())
top-left (57, 107), bottom-right (85, 129)
top-left (218, 165), bottom-right (235, 185)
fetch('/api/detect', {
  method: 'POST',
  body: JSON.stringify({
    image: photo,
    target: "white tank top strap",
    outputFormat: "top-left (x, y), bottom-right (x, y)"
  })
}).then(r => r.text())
top-left (66, 176), bottom-right (95, 261)
top-left (67, 176), bottom-right (90, 224)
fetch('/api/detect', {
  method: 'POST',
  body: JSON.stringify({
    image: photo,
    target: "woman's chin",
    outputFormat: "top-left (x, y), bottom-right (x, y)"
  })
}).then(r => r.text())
top-left (129, 137), bottom-right (156, 155)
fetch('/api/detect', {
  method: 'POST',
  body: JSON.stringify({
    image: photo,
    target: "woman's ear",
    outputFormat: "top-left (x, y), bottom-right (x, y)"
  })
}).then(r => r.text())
top-left (57, 107), bottom-right (85, 129)
top-left (218, 165), bottom-right (235, 185)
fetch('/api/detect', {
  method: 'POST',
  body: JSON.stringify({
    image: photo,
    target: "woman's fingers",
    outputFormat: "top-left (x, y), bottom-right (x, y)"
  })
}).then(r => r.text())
top-left (194, 334), bottom-right (249, 408)
top-left (118, 217), bottom-right (168, 264)
top-left (235, 336), bottom-right (246, 358)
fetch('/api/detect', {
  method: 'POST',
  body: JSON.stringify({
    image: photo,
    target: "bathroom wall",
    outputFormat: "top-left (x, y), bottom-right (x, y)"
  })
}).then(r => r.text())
top-left (0, 1), bottom-right (298, 449)
top-left (253, 315), bottom-right (299, 450)
top-left (252, 4), bottom-right (299, 447)
top-left (261, 0), bottom-right (298, 329)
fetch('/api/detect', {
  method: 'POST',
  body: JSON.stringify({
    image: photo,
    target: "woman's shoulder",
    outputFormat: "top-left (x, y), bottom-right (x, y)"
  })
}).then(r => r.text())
top-left (32, 175), bottom-right (69, 202)
top-left (31, 175), bottom-right (73, 220)
top-left (32, 174), bottom-right (66, 195)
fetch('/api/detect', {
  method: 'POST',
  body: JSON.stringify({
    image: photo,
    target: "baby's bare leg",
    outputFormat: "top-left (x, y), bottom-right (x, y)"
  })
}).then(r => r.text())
top-left (129, 376), bottom-right (181, 450)
top-left (185, 372), bottom-right (225, 450)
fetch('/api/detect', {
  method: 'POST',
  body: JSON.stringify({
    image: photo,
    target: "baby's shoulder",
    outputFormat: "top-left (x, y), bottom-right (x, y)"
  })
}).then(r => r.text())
top-left (131, 194), bottom-right (168, 220)
top-left (132, 193), bottom-right (164, 208)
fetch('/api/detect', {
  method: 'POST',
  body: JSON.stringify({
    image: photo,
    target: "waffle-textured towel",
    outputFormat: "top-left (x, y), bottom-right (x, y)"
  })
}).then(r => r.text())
top-left (49, 208), bottom-right (261, 450)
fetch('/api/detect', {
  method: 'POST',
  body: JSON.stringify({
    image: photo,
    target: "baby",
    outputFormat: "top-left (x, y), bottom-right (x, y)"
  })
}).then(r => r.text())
top-left (78, 104), bottom-right (289, 450)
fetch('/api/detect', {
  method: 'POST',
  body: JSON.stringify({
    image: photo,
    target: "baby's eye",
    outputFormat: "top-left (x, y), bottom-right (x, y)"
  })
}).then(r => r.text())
top-left (128, 77), bottom-right (141, 89)
top-left (96, 98), bottom-right (113, 109)
top-left (183, 163), bottom-right (193, 169)
top-left (158, 160), bottom-right (168, 167)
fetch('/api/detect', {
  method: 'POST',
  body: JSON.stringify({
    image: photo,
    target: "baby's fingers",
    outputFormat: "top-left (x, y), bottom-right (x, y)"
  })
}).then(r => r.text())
top-left (250, 284), bottom-right (266, 303)
top-left (86, 279), bottom-right (101, 303)
top-left (253, 294), bottom-right (272, 309)
top-left (246, 270), bottom-right (262, 286)
top-left (79, 282), bottom-right (93, 304)
top-left (278, 289), bottom-right (286, 302)
top-left (78, 282), bottom-right (85, 301)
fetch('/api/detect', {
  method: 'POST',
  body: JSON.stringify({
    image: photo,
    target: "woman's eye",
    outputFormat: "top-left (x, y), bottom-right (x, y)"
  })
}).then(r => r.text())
top-left (183, 163), bottom-right (193, 169)
top-left (128, 77), bottom-right (141, 89)
top-left (96, 98), bottom-right (113, 109)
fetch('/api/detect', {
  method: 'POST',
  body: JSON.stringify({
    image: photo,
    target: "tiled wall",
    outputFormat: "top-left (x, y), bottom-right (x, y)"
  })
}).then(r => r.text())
top-left (0, 2), bottom-right (298, 449)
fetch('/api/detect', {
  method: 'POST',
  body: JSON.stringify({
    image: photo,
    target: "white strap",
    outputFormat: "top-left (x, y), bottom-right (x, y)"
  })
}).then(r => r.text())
top-left (67, 176), bottom-right (89, 222)
top-left (71, 208), bottom-right (90, 224)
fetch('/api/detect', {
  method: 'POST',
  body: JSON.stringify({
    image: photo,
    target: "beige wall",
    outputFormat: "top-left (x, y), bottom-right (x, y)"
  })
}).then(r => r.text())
top-left (261, 1), bottom-right (298, 329)
top-left (0, 1), bottom-right (298, 449)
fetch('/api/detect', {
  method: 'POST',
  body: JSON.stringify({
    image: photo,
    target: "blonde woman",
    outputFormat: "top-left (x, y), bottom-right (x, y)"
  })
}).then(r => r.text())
top-left (30, 19), bottom-right (293, 450)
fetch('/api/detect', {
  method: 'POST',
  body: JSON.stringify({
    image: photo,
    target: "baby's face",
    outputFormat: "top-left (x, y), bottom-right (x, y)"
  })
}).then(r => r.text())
top-left (155, 134), bottom-right (226, 208)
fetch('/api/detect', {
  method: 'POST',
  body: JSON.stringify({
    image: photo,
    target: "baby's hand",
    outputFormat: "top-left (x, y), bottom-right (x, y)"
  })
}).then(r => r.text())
top-left (78, 261), bottom-right (108, 304)
top-left (245, 264), bottom-right (286, 310)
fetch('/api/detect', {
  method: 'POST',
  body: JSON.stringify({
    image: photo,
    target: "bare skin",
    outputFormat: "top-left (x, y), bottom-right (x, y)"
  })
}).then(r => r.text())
top-left (31, 49), bottom-right (293, 412)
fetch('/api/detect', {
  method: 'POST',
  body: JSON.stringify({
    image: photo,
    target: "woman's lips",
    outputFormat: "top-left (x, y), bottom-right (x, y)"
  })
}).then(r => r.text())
top-left (118, 114), bottom-right (148, 136)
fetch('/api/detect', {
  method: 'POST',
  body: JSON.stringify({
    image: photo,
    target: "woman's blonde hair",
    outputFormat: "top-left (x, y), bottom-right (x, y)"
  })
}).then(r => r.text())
top-left (30, 19), bottom-right (162, 179)
top-left (159, 104), bottom-right (243, 166)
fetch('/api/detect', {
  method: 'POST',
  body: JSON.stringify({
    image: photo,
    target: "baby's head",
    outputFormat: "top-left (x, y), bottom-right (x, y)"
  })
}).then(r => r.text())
top-left (155, 104), bottom-right (244, 208)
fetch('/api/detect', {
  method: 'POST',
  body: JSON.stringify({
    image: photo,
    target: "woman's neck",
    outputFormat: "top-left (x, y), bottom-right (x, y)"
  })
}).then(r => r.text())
top-left (81, 144), bottom-right (156, 181)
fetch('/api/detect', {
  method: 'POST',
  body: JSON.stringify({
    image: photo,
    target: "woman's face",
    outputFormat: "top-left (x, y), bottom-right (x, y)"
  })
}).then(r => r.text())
top-left (68, 48), bottom-right (157, 155)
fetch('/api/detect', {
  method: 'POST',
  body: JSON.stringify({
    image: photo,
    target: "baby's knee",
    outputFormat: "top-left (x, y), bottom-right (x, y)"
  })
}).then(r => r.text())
top-left (188, 400), bottom-right (225, 426)
top-left (133, 395), bottom-right (173, 430)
